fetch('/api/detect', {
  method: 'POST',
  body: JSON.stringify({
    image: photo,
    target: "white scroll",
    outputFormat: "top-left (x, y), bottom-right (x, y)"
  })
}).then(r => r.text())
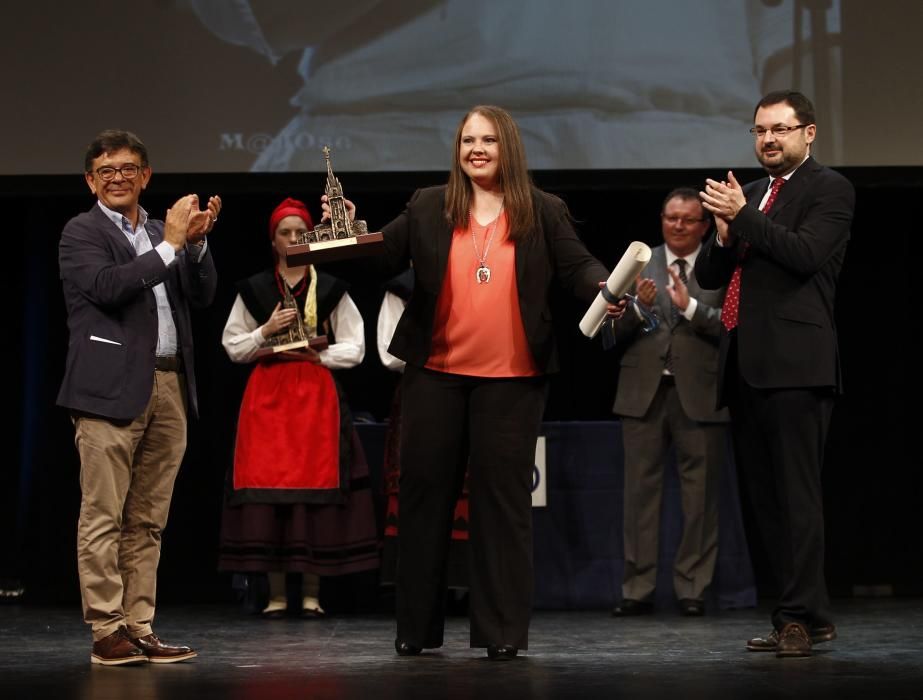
top-left (579, 241), bottom-right (652, 338)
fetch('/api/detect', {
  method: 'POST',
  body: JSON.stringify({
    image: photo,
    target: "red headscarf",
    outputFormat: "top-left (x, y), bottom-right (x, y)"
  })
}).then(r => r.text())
top-left (269, 197), bottom-right (314, 239)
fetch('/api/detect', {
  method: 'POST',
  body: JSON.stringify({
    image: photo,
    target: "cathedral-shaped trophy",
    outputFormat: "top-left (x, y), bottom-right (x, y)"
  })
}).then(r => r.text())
top-left (259, 283), bottom-right (329, 355)
top-left (285, 146), bottom-right (384, 266)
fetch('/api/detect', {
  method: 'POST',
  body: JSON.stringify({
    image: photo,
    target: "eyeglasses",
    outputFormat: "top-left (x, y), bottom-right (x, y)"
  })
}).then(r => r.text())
top-left (93, 164), bottom-right (143, 181)
top-left (748, 124), bottom-right (809, 138)
top-left (662, 215), bottom-right (706, 226)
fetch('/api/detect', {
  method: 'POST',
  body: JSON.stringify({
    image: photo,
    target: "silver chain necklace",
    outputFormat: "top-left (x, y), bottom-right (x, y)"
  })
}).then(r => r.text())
top-left (470, 199), bottom-right (504, 284)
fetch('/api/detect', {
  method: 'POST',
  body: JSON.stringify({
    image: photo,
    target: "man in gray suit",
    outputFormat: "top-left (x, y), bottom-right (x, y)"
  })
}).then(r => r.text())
top-left (608, 188), bottom-right (729, 617)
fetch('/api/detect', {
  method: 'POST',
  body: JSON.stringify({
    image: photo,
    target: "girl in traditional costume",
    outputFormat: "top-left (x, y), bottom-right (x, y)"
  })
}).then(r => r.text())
top-left (218, 198), bottom-right (378, 617)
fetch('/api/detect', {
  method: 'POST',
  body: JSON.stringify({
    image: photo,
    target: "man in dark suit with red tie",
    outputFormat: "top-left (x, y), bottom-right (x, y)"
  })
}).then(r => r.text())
top-left (697, 91), bottom-right (854, 658)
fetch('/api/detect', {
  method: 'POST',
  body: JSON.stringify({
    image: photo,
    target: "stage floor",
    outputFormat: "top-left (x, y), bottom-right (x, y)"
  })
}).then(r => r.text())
top-left (1, 599), bottom-right (920, 700)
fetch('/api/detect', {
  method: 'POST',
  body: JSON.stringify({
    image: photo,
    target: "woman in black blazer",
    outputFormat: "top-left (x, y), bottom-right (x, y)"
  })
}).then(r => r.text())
top-left (327, 105), bottom-right (608, 659)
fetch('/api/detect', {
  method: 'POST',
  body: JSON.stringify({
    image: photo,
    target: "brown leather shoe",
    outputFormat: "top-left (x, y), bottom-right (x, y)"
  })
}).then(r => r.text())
top-left (130, 633), bottom-right (197, 664)
top-left (91, 628), bottom-right (147, 666)
top-left (746, 630), bottom-right (780, 651)
top-left (747, 623), bottom-right (837, 651)
top-left (776, 622), bottom-right (812, 658)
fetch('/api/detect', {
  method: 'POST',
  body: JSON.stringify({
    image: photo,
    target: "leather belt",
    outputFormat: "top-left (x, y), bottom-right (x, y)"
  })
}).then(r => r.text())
top-left (154, 355), bottom-right (183, 373)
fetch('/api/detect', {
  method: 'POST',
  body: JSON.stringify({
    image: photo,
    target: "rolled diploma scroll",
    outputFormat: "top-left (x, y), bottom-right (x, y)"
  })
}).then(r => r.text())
top-left (579, 241), bottom-right (652, 338)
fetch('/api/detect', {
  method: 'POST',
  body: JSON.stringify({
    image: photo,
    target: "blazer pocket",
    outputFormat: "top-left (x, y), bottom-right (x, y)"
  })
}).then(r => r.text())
top-left (89, 334), bottom-right (122, 346)
top-left (75, 336), bottom-right (127, 400)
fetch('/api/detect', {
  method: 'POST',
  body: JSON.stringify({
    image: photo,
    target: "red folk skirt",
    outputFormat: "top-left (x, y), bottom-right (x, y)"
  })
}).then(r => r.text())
top-left (219, 360), bottom-right (378, 576)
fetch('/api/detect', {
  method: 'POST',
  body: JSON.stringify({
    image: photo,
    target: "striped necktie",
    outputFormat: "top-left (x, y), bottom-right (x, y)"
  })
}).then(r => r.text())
top-left (665, 258), bottom-right (689, 373)
top-left (670, 258), bottom-right (689, 325)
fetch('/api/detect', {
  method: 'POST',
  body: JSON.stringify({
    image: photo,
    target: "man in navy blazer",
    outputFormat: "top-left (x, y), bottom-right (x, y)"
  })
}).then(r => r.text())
top-left (698, 92), bottom-right (854, 658)
top-left (58, 130), bottom-right (220, 665)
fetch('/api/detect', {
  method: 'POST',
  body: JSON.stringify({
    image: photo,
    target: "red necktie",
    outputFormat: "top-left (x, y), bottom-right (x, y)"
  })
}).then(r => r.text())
top-left (720, 177), bottom-right (786, 331)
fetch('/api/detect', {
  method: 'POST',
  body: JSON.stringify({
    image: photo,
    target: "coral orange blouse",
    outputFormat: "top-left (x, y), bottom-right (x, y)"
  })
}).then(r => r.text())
top-left (425, 212), bottom-right (539, 377)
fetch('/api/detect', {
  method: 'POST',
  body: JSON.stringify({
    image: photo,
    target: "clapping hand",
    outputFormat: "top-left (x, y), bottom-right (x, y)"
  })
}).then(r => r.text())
top-left (700, 171), bottom-right (745, 222)
top-left (164, 195), bottom-right (196, 250)
top-left (666, 265), bottom-right (689, 311)
top-left (636, 276), bottom-right (657, 307)
top-left (187, 195), bottom-right (222, 243)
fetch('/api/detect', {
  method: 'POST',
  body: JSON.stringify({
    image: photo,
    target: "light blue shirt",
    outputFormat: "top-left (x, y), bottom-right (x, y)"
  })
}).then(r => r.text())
top-left (97, 201), bottom-right (207, 357)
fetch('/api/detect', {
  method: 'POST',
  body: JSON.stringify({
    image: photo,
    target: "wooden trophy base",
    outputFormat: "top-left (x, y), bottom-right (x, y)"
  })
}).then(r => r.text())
top-left (255, 334), bottom-right (329, 358)
top-left (286, 232), bottom-right (384, 266)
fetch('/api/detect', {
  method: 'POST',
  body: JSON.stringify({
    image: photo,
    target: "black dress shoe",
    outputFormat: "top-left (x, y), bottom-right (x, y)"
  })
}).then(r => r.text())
top-left (487, 645), bottom-right (518, 660)
top-left (611, 599), bottom-right (653, 617)
top-left (394, 640), bottom-right (422, 656)
top-left (678, 599), bottom-right (705, 616)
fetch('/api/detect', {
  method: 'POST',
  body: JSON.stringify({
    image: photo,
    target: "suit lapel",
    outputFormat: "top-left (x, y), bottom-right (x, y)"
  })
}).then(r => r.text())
top-left (147, 221), bottom-right (164, 247)
top-left (515, 195), bottom-right (546, 301)
top-left (146, 220), bottom-right (180, 308)
top-left (433, 195), bottom-right (454, 284)
top-left (651, 246), bottom-right (673, 325)
top-left (90, 204), bottom-right (136, 259)
top-left (765, 156), bottom-right (817, 220)
top-left (515, 225), bottom-right (530, 295)
top-left (746, 177), bottom-right (770, 209)
top-left (685, 251), bottom-right (704, 300)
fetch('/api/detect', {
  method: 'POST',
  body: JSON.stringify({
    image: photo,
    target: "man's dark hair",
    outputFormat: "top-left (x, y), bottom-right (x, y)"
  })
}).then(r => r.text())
top-left (662, 187), bottom-right (705, 217)
top-left (84, 130), bottom-right (149, 172)
top-left (754, 90), bottom-right (816, 126)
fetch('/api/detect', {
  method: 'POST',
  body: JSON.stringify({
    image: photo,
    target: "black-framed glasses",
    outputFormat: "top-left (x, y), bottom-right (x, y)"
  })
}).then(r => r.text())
top-left (93, 164), bottom-right (143, 181)
top-left (749, 124), bottom-right (810, 138)
top-left (662, 215), bottom-right (706, 226)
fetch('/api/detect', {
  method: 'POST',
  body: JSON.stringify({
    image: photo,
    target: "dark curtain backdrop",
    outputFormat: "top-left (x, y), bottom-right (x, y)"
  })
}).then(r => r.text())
top-left (2, 166), bottom-right (918, 604)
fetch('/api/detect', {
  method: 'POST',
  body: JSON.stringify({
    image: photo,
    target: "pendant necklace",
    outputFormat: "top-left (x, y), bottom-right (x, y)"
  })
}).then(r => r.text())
top-left (470, 198), bottom-right (504, 284)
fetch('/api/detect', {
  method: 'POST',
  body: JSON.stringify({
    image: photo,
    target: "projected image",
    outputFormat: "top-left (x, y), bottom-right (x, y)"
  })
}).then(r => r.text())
top-left (189, 0), bottom-right (843, 171)
top-left (2, 0), bottom-right (852, 174)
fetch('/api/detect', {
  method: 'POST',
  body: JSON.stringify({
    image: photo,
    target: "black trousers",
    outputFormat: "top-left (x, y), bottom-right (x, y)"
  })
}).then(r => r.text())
top-left (728, 350), bottom-right (835, 631)
top-left (396, 365), bottom-right (547, 649)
